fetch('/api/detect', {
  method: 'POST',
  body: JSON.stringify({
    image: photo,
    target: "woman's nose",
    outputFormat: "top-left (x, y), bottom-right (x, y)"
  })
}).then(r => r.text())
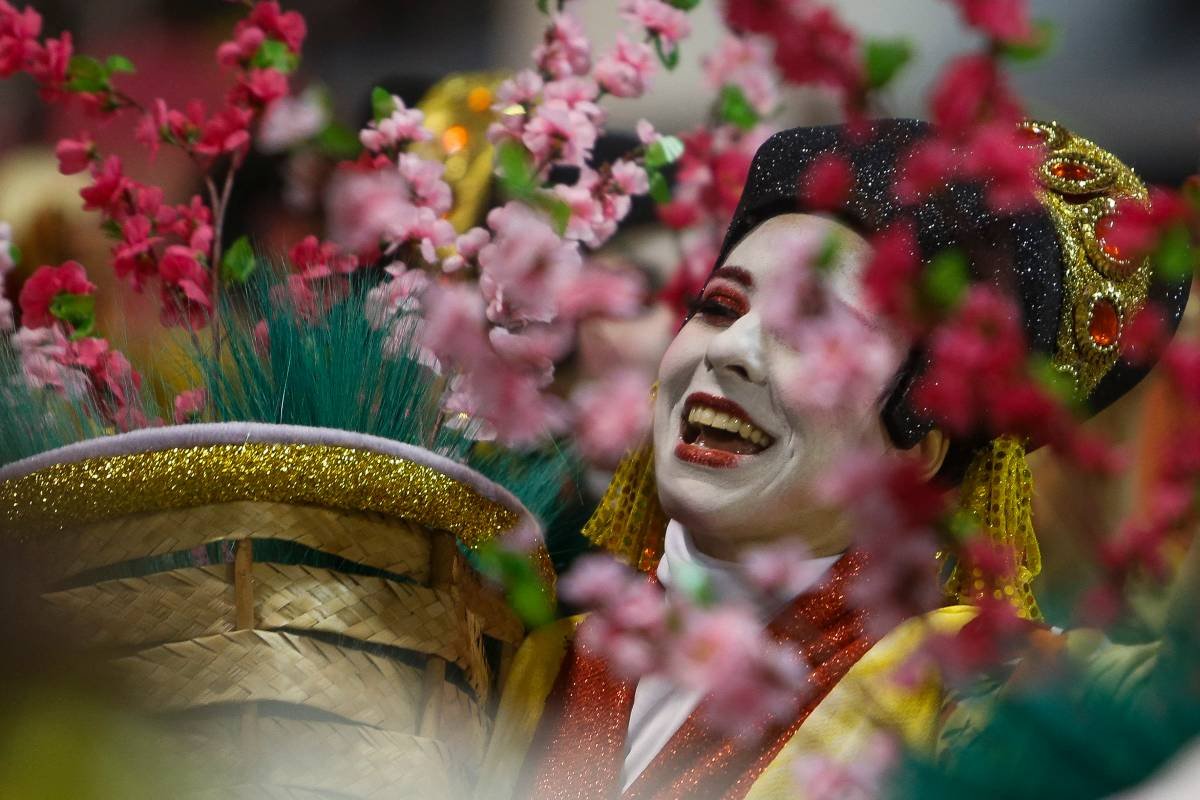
top-left (704, 312), bottom-right (767, 384)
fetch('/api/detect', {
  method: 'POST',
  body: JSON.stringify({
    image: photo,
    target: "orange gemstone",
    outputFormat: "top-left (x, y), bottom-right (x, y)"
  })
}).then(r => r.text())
top-left (1089, 299), bottom-right (1120, 347)
top-left (1094, 215), bottom-right (1124, 260)
top-left (1051, 160), bottom-right (1095, 182)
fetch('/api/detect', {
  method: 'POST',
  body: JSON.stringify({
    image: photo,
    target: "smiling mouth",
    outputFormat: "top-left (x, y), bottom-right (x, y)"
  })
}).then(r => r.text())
top-left (676, 392), bottom-right (774, 467)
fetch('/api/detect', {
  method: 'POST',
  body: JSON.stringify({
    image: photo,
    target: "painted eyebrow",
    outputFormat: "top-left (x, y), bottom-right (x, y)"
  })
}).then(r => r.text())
top-left (707, 266), bottom-right (753, 289)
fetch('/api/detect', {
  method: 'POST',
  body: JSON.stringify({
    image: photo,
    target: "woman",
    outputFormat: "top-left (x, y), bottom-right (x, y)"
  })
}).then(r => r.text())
top-left (475, 119), bottom-right (1192, 799)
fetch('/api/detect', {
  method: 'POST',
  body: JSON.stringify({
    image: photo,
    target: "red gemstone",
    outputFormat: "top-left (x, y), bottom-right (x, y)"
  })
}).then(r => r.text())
top-left (1089, 299), bottom-right (1120, 347)
top-left (1094, 215), bottom-right (1124, 260)
top-left (1017, 126), bottom-right (1048, 146)
top-left (1051, 160), bottom-right (1095, 182)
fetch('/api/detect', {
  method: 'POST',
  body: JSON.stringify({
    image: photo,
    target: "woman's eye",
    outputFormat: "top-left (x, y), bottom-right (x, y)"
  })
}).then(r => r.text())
top-left (692, 289), bottom-right (747, 325)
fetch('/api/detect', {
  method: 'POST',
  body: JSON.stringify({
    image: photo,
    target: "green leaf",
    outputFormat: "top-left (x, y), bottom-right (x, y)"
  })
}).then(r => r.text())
top-left (221, 236), bottom-right (257, 285)
top-left (716, 85), bottom-right (760, 131)
top-left (536, 0), bottom-right (550, 13)
top-left (252, 39), bottom-right (299, 74)
top-left (104, 54), bottom-right (136, 75)
top-left (645, 135), bottom-right (684, 169)
top-left (1154, 225), bottom-right (1197, 284)
top-left (672, 562), bottom-right (716, 607)
top-left (652, 34), bottom-right (679, 70)
top-left (1029, 354), bottom-right (1080, 408)
top-left (667, 0), bottom-right (701, 8)
top-left (496, 141), bottom-right (537, 198)
top-left (100, 219), bottom-right (123, 240)
top-left (473, 543), bottom-right (555, 629)
top-left (1000, 20), bottom-right (1056, 62)
top-left (65, 54), bottom-right (109, 93)
top-left (864, 38), bottom-right (913, 90)
top-left (371, 86), bottom-right (396, 123)
top-left (537, 194), bottom-right (572, 236)
top-left (314, 122), bottom-right (362, 159)
top-left (49, 292), bottom-right (96, 339)
top-left (7, 243), bottom-right (20, 266)
top-left (814, 234), bottom-right (842, 273)
top-left (648, 170), bottom-right (672, 204)
top-left (922, 248), bottom-right (968, 311)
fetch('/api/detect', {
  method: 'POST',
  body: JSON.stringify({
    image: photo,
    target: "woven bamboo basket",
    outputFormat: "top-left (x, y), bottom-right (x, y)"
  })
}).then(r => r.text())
top-left (0, 423), bottom-right (549, 800)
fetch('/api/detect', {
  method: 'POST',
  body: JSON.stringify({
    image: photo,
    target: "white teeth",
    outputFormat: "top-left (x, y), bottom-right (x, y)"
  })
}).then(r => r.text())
top-left (684, 404), bottom-right (772, 447)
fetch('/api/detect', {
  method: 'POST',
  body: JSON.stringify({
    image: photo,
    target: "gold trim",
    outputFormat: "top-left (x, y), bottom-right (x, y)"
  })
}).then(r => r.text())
top-left (1024, 119), bottom-right (1152, 397)
top-left (0, 442), bottom-right (518, 547)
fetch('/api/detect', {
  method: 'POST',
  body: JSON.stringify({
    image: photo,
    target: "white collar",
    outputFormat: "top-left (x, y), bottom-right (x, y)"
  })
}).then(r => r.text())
top-left (655, 520), bottom-right (840, 621)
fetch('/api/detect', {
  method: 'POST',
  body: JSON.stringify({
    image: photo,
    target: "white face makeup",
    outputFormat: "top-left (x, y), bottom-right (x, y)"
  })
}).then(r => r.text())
top-left (652, 214), bottom-right (909, 560)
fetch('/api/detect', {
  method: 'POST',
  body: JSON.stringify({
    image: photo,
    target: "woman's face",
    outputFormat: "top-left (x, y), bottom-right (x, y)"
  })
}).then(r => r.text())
top-left (652, 214), bottom-right (908, 559)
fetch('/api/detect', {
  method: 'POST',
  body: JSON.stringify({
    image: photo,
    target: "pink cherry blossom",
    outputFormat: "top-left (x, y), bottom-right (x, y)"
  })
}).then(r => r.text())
top-left (620, 0), bottom-right (691, 48)
top-left (477, 202), bottom-right (583, 325)
top-left (741, 539), bottom-right (820, 600)
top-left (326, 167), bottom-right (410, 254)
top-left (11, 325), bottom-right (88, 396)
top-left (365, 263), bottom-right (427, 329)
top-left (593, 33), bottom-right (656, 99)
top-left (533, 12), bottom-right (592, 79)
top-left (791, 731), bottom-right (899, 800)
top-left (359, 96), bottom-right (431, 152)
top-left (257, 88), bottom-right (328, 153)
top-left (703, 34), bottom-right (779, 117)
top-left (611, 158), bottom-right (650, 195)
top-left (636, 118), bottom-right (659, 146)
top-left (570, 368), bottom-right (653, 468)
top-left (781, 308), bottom-right (901, 414)
top-left (522, 99), bottom-right (598, 167)
top-left (397, 153), bottom-right (453, 215)
top-left (559, 552), bottom-right (633, 608)
top-left (173, 387), bottom-right (208, 424)
top-left (441, 227), bottom-right (491, 273)
top-left (488, 323), bottom-right (574, 385)
top-left (557, 261), bottom-right (645, 320)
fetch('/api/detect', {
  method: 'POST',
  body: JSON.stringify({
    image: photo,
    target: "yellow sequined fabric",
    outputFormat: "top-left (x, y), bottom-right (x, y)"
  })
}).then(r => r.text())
top-left (1022, 119), bottom-right (1152, 398)
top-left (948, 435), bottom-right (1042, 620)
top-left (580, 441), bottom-right (669, 573)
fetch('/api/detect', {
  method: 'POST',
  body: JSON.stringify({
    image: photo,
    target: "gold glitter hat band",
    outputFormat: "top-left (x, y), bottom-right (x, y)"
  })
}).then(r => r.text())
top-left (0, 422), bottom-right (550, 582)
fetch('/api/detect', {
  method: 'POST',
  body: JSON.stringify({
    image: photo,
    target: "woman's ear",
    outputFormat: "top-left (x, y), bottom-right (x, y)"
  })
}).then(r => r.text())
top-left (916, 428), bottom-right (950, 480)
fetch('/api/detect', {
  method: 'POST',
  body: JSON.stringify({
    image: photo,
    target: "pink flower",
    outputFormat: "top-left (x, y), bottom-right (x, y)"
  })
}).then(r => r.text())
top-left (397, 153), bottom-right (452, 215)
top-left (419, 282), bottom-right (490, 369)
top-left (54, 134), bottom-right (93, 175)
top-left (611, 158), bottom-right (649, 195)
top-left (792, 732), bottom-right (899, 800)
top-left (247, 0), bottom-right (306, 52)
top-left (488, 323), bottom-right (574, 385)
top-left (557, 262), bottom-right (645, 320)
top-left (216, 24), bottom-right (264, 69)
top-left (782, 309), bottom-right (900, 413)
top-left (741, 540), bottom-right (820, 599)
top-left (257, 88), bottom-right (328, 153)
top-left (593, 33), bottom-right (656, 99)
top-left (478, 202), bottom-right (583, 325)
top-left (173, 387), bottom-right (208, 423)
top-left (364, 263), bottom-right (427, 328)
top-left (533, 12), bottom-right (592, 79)
top-left (670, 606), bottom-right (808, 738)
top-left (325, 166), bottom-right (410, 254)
top-left (522, 99), bottom-right (598, 167)
top-left (570, 369), bottom-right (653, 468)
top-left (443, 359), bottom-right (569, 445)
top-left (636, 118), bottom-right (658, 146)
top-left (157, 245), bottom-right (213, 329)
top-left (703, 34), bottom-right (779, 117)
top-left (0, 220), bottom-right (14, 274)
top-left (950, 0), bottom-right (1034, 44)
top-left (0, 2), bottom-right (42, 79)
top-left (620, 0), bottom-right (691, 48)
top-left (26, 30), bottom-right (70, 101)
top-left (194, 105), bottom-right (254, 163)
top-left (359, 96), bottom-right (431, 151)
top-left (441, 227), bottom-right (491, 273)
top-left (495, 69), bottom-right (544, 109)
top-left (18, 260), bottom-right (96, 329)
top-left (559, 553), bottom-right (633, 608)
top-left (800, 152), bottom-right (853, 211)
top-left (385, 204), bottom-right (456, 264)
top-left (11, 325), bottom-right (88, 396)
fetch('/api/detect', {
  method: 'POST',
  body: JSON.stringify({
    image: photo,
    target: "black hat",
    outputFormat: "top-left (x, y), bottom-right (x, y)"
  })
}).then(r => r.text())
top-left (713, 119), bottom-right (1191, 480)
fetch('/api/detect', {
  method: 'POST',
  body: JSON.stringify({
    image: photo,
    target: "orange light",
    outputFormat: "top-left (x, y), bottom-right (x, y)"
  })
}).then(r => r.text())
top-left (442, 124), bottom-right (469, 155)
top-left (467, 86), bottom-right (493, 113)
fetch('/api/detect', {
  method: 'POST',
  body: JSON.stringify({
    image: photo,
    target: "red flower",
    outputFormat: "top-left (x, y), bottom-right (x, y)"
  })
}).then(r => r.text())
top-left (0, 2), bottom-right (42, 78)
top-left (1102, 188), bottom-right (1189, 263)
top-left (964, 122), bottom-right (1041, 212)
top-left (289, 235), bottom-right (358, 280)
top-left (54, 134), bottom-right (94, 175)
top-left (216, 25), bottom-right (264, 68)
top-left (26, 30), bottom-right (69, 100)
top-left (194, 105), bottom-right (253, 163)
top-left (799, 152), bottom-right (853, 211)
top-left (930, 54), bottom-right (1021, 136)
top-left (862, 223), bottom-right (920, 326)
top-left (722, 0), bottom-right (784, 35)
top-left (248, 1), bottom-right (307, 52)
top-left (112, 215), bottom-right (162, 290)
top-left (79, 154), bottom-right (129, 216)
top-left (18, 260), bottom-right (96, 329)
top-left (771, 6), bottom-right (862, 96)
top-left (950, 0), bottom-right (1033, 44)
top-left (157, 245), bottom-right (213, 329)
top-left (233, 67), bottom-right (289, 107)
top-left (893, 137), bottom-right (958, 204)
